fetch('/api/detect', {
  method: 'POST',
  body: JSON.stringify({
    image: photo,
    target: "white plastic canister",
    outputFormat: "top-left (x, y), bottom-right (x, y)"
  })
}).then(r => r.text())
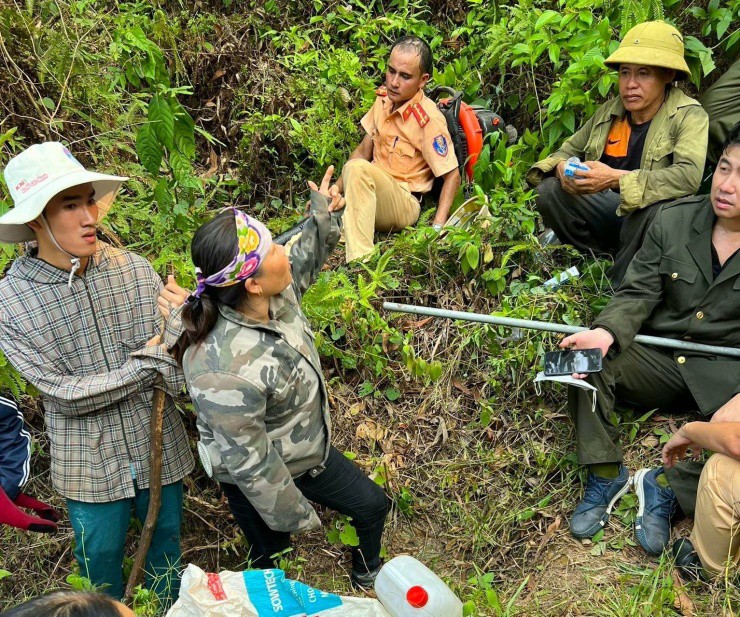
top-left (375, 555), bottom-right (463, 617)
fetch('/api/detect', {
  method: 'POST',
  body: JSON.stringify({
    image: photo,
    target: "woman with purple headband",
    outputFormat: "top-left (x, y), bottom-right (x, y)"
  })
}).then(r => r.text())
top-left (174, 169), bottom-right (389, 589)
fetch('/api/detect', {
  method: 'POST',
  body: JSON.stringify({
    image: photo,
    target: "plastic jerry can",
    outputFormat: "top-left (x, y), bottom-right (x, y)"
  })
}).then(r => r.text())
top-left (375, 555), bottom-right (463, 617)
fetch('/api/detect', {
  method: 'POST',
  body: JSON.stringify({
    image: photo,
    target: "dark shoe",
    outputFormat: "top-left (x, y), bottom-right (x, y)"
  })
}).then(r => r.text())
top-left (672, 538), bottom-right (708, 582)
top-left (634, 468), bottom-right (677, 555)
top-left (350, 565), bottom-right (381, 590)
top-left (570, 464), bottom-right (631, 539)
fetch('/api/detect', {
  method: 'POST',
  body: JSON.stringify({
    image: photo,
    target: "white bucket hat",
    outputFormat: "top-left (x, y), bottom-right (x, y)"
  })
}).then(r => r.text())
top-left (0, 142), bottom-right (128, 243)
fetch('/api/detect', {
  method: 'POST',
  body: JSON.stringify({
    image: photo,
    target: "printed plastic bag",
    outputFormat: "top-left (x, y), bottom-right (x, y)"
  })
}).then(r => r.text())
top-left (166, 564), bottom-right (391, 617)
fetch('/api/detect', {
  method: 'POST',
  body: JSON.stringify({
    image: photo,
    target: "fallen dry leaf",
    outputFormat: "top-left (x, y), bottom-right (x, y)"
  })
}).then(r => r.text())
top-left (671, 570), bottom-right (695, 616)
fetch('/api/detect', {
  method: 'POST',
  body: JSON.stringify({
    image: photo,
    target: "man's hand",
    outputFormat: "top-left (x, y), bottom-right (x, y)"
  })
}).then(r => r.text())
top-left (710, 393), bottom-right (740, 423)
top-left (146, 334), bottom-right (162, 347)
top-left (559, 327), bottom-right (614, 378)
top-left (662, 426), bottom-right (697, 469)
top-left (571, 161), bottom-right (628, 194)
top-left (157, 275), bottom-right (189, 320)
top-left (555, 160), bottom-right (581, 195)
top-left (308, 165), bottom-right (346, 212)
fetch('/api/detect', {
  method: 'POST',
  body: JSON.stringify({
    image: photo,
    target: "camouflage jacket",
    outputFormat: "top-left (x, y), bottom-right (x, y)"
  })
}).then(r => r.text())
top-left (183, 192), bottom-right (342, 534)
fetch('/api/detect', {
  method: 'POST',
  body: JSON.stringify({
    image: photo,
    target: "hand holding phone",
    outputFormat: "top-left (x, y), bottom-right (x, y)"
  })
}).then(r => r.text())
top-left (544, 348), bottom-right (603, 376)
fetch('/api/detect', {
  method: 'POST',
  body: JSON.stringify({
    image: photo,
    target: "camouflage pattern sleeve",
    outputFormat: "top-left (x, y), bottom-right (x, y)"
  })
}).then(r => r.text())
top-left (289, 189), bottom-right (342, 298)
top-left (189, 370), bottom-right (321, 533)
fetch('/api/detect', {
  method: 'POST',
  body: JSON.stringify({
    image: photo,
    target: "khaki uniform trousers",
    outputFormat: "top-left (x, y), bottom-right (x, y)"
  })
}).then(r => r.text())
top-left (342, 159), bottom-right (421, 262)
top-left (691, 453), bottom-right (740, 575)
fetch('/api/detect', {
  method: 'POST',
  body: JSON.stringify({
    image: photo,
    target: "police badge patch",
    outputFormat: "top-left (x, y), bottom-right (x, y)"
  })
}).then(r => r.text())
top-left (433, 135), bottom-right (448, 156)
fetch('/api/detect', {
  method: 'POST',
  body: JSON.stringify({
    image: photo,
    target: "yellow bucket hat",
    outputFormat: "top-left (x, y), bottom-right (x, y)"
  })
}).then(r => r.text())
top-left (605, 21), bottom-right (690, 80)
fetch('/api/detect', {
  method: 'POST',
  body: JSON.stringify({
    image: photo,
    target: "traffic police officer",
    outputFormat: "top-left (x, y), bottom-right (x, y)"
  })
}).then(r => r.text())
top-left (331, 35), bottom-right (460, 262)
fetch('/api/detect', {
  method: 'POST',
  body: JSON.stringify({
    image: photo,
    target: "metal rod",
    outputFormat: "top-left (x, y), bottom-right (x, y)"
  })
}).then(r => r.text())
top-left (383, 302), bottom-right (740, 359)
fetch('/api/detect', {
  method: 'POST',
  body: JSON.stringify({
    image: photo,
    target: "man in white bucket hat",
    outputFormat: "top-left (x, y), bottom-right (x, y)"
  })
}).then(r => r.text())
top-left (0, 142), bottom-right (194, 604)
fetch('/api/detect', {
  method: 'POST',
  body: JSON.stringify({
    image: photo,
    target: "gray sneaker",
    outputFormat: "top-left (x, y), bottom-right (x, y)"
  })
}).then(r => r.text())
top-left (570, 465), bottom-right (631, 539)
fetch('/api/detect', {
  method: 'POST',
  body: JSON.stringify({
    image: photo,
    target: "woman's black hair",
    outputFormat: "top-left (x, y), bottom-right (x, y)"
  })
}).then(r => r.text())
top-left (0, 591), bottom-right (123, 617)
top-left (173, 209), bottom-right (250, 365)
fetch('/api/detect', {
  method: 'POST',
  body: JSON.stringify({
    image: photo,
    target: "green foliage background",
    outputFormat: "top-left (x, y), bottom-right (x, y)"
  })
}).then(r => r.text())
top-left (0, 0), bottom-right (739, 613)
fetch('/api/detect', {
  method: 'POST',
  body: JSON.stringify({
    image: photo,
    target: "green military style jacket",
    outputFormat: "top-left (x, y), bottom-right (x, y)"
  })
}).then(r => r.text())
top-left (701, 58), bottom-right (740, 164)
top-left (182, 192), bottom-right (342, 534)
top-left (527, 87), bottom-right (708, 216)
top-left (593, 195), bottom-right (740, 415)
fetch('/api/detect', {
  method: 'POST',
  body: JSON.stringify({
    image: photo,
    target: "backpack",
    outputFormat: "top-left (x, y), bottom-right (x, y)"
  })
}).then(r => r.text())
top-left (428, 86), bottom-right (517, 185)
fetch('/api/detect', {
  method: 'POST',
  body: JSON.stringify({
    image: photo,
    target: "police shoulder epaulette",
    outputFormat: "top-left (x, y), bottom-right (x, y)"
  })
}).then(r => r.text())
top-left (376, 86), bottom-right (387, 97)
top-left (404, 103), bottom-right (430, 127)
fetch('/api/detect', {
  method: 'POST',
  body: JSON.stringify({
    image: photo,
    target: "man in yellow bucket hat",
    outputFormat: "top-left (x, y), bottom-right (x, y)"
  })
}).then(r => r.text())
top-left (527, 21), bottom-right (708, 284)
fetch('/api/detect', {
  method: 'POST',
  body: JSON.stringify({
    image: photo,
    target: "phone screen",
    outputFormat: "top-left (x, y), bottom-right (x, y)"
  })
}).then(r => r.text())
top-left (543, 348), bottom-right (603, 376)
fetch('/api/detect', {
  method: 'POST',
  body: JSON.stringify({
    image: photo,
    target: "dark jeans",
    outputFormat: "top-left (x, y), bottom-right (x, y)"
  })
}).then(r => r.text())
top-left (536, 177), bottom-right (660, 286)
top-left (221, 445), bottom-right (389, 573)
top-left (569, 342), bottom-right (705, 516)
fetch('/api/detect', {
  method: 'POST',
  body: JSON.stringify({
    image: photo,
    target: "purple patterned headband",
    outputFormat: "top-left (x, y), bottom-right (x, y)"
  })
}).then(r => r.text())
top-left (191, 207), bottom-right (272, 299)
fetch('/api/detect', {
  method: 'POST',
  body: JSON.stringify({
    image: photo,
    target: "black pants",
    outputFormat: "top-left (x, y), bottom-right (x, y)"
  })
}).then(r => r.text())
top-left (221, 445), bottom-right (389, 573)
top-left (535, 177), bottom-right (660, 286)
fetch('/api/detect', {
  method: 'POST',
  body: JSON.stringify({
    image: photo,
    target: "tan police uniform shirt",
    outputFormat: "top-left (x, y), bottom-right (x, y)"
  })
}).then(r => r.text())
top-left (360, 88), bottom-right (458, 194)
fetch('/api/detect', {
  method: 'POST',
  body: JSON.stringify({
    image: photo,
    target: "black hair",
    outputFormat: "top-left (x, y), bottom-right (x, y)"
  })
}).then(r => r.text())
top-left (721, 122), bottom-right (740, 155)
top-left (389, 35), bottom-right (433, 76)
top-left (0, 591), bottom-right (123, 617)
top-left (173, 209), bottom-right (250, 365)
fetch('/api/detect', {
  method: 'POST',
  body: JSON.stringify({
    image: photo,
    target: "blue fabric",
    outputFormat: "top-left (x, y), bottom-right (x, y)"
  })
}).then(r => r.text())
top-left (67, 481), bottom-right (184, 604)
top-left (0, 395), bottom-right (30, 500)
top-left (570, 464), bottom-right (630, 539)
top-left (635, 468), bottom-right (677, 555)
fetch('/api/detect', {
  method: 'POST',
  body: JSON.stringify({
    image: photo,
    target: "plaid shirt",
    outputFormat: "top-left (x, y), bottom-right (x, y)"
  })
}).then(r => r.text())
top-left (0, 243), bottom-right (194, 502)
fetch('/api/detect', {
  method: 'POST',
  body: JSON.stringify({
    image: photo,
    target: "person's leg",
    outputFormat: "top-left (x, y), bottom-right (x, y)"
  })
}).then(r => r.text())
top-left (535, 177), bottom-right (622, 253)
top-left (220, 481), bottom-right (292, 568)
top-left (342, 160), bottom-right (420, 262)
top-left (608, 203), bottom-right (662, 287)
top-left (570, 343), bottom-right (692, 466)
top-left (133, 481), bottom-right (184, 606)
top-left (67, 498), bottom-right (131, 599)
top-left (690, 453), bottom-right (740, 575)
top-left (568, 343), bottom-right (692, 540)
top-left (296, 446), bottom-right (389, 575)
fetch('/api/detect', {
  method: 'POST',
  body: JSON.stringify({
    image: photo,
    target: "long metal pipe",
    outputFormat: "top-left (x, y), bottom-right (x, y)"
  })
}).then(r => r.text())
top-left (383, 302), bottom-right (740, 358)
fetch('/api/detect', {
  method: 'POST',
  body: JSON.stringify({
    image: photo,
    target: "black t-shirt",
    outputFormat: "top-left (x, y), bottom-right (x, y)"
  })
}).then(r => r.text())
top-left (600, 114), bottom-right (652, 172)
top-left (711, 243), bottom-right (740, 280)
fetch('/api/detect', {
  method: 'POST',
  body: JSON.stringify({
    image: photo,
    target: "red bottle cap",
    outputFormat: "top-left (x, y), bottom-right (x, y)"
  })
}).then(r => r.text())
top-left (406, 585), bottom-right (429, 608)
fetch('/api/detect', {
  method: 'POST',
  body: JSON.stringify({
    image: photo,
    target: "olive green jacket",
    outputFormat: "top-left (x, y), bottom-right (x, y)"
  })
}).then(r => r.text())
top-left (701, 58), bottom-right (740, 164)
top-left (527, 87), bottom-right (708, 216)
top-left (593, 195), bottom-right (740, 415)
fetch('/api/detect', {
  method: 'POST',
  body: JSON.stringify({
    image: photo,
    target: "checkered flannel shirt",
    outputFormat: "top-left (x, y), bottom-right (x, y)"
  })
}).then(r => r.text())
top-left (0, 243), bottom-right (194, 502)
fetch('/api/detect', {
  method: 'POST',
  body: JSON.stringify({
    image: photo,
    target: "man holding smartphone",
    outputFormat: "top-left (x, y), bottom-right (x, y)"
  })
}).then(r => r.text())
top-left (558, 123), bottom-right (740, 558)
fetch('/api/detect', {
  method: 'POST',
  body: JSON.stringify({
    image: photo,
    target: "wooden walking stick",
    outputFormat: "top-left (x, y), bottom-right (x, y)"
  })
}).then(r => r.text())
top-left (124, 374), bottom-right (167, 603)
top-left (124, 305), bottom-right (170, 604)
